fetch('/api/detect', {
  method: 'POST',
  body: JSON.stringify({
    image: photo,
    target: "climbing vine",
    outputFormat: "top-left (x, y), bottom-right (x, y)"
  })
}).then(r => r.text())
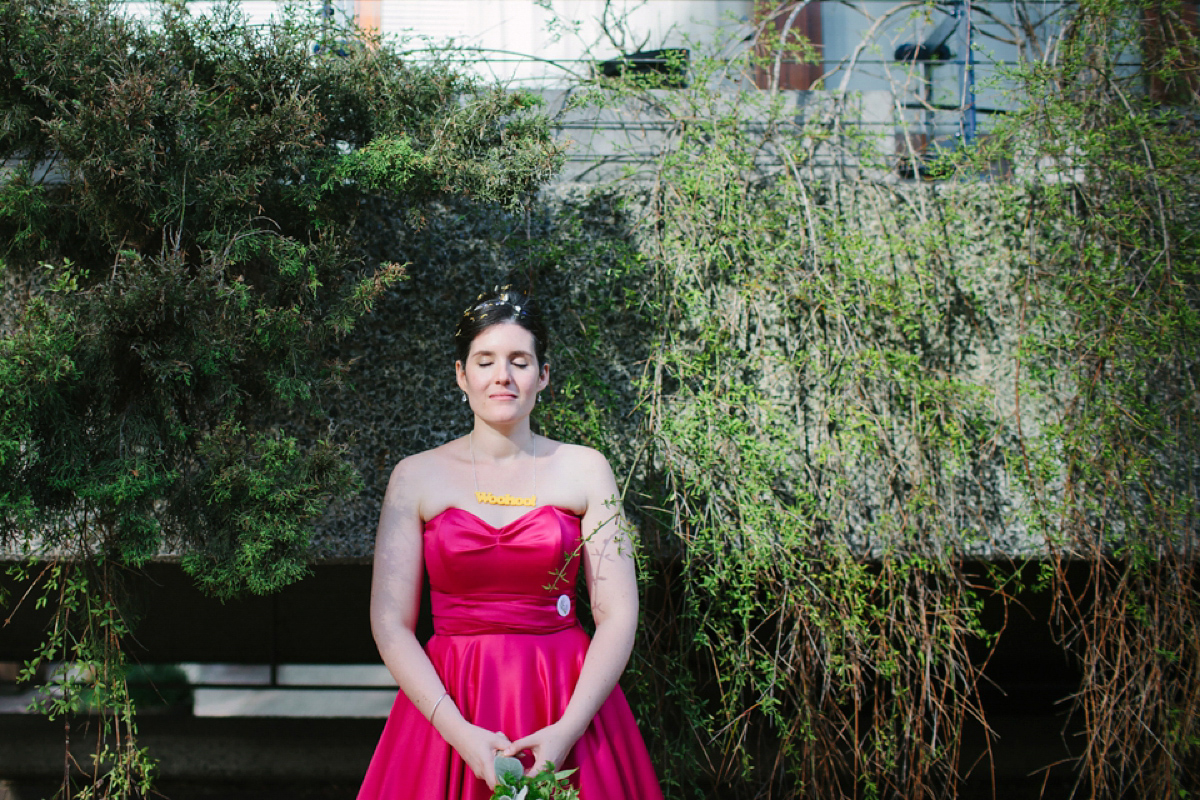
top-left (993, 0), bottom-right (1200, 793)
top-left (532, 0), bottom-right (1198, 796)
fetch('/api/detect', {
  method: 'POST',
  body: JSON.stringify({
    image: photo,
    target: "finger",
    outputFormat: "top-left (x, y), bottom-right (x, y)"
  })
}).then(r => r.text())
top-left (469, 758), bottom-right (495, 789)
top-left (502, 738), bottom-right (528, 757)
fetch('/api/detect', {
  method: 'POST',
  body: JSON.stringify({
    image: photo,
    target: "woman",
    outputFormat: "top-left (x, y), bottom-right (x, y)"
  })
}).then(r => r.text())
top-left (358, 288), bottom-right (663, 799)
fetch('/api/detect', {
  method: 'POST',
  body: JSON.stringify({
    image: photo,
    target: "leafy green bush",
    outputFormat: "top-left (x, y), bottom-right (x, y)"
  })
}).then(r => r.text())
top-left (0, 1), bottom-right (561, 794)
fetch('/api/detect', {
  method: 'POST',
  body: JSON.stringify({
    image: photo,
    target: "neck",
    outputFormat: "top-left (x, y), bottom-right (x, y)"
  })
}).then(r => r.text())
top-left (469, 424), bottom-right (538, 507)
top-left (469, 420), bottom-right (535, 461)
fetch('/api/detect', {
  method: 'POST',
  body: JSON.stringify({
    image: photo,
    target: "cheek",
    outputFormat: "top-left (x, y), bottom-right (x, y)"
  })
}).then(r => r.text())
top-left (469, 365), bottom-right (498, 387)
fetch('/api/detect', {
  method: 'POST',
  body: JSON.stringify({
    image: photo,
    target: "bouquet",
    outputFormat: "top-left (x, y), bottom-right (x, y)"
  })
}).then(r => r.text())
top-left (491, 756), bottom-right (580, 800)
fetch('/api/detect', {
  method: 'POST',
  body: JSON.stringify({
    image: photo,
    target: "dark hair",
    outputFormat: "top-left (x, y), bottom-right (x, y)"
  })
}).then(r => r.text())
top-left (454, 287), bottom-right (548, 366)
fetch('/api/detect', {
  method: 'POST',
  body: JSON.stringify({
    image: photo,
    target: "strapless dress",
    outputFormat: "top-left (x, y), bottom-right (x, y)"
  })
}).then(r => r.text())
top-left (357, 505), bottom-right (663, 800)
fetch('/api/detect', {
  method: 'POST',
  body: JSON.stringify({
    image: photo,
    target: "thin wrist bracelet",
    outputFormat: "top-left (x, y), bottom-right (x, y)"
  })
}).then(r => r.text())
top-left (429, 691), bottom-right (451, 723)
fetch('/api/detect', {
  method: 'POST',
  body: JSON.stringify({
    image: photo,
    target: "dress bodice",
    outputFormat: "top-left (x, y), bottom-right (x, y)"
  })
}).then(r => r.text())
top-left (423, 505), bottom-right (582, 635)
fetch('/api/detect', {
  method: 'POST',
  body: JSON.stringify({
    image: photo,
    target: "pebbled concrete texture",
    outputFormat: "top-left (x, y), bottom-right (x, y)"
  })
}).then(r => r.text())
top-left (305, 187), bottom-right (651, 562)
top-left (304, 180), bottom-right (1057, 562)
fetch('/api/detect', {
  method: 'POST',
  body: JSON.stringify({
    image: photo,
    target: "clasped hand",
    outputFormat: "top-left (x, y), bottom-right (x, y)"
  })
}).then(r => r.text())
top-left (450, 720), bottom-right (575, 789)
top-left (502, 721), bottom-right (575, 778)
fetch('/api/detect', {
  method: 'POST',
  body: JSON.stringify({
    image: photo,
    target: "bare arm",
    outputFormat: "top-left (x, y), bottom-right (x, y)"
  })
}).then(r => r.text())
top-left (370, 457), bottom-right (511, 788)
top-left (504, 447), bottom-right (640, 773)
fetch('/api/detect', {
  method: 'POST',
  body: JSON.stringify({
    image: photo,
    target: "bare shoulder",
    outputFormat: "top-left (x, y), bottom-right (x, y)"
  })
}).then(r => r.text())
top-left (542, 440), bottom-right (620, 519)
top-left (383, 440), bottom-right (461, 511)
top-left (548, 441), bottom-right (613, 475)
top-left (390, 445), bottom-right (447, 476)
top-left (385, 448), bottom-right (431, 491)
top-left (544, 441), bottom-right (618, 491)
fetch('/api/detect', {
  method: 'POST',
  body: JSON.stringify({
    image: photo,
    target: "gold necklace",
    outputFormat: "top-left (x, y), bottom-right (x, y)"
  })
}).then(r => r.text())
top-left (470, 431), bottom-right (537, 507)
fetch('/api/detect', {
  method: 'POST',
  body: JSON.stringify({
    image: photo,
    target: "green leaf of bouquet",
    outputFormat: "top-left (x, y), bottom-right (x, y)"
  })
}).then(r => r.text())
top-left (494, 755), bottom-right (526, 783)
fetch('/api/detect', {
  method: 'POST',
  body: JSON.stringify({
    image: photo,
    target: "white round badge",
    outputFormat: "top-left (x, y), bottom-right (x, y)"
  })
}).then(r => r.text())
top-left (556, 594), bottom-right (571, 617)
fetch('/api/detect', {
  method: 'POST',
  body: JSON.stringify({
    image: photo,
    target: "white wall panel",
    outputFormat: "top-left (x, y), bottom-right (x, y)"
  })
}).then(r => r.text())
top-left (119, 0), bottom-right (289, 25)
top-left (372, 1), bottom-right (751, 85)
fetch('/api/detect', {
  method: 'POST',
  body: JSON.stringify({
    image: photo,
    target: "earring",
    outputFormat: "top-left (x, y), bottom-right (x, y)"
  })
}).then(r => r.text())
top-left (461, 393), bottom-right (468, 403)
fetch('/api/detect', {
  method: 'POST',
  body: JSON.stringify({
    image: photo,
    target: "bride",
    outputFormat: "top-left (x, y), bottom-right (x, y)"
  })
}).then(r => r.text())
top-left (357, 287), bottom-right (663, 800)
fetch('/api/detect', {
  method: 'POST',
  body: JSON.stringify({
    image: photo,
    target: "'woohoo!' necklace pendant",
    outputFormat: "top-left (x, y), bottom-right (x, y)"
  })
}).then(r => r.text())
top-left (474, 491), bottom-right (537, 507)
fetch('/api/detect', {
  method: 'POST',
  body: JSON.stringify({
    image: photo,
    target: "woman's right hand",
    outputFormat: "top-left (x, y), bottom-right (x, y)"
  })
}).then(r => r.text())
top-left (444, 719), bottom-right (512, 790)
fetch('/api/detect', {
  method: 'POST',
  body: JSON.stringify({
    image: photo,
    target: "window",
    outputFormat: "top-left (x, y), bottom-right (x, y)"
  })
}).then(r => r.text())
top-left (754, 0), bottom-right (825, 90)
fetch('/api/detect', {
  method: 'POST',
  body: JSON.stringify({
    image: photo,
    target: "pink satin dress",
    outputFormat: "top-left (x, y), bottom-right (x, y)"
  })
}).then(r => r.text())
top-left (357, 505), bottom-right (664, 800)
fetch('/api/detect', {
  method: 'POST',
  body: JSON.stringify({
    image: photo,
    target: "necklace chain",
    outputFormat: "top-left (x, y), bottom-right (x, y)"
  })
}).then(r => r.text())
top-left (470, 430), bottom-right (537, 507)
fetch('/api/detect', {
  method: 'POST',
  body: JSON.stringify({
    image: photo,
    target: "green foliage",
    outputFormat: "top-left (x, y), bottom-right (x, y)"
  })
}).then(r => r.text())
top-left (492, 758), bottom-right (579, 800)
top-left (14, 559), bottom-right (156, 799)
top-left (531, 0), bottom-right (1198, 795)
top-left (180, 422), bottom-right (358, 598)
top-left (631, 150), bottom-right (1003, 796)
top-left (0, 0), bottom-right (562, 583)
top-left (971, 0), bottom-right (1200, 794)
top-left (335, 88), bottom-right (561, 210)
top-left (535, 40), bottom-right (1011, 796)
top-left (0, 1), bottom-right (562, 795)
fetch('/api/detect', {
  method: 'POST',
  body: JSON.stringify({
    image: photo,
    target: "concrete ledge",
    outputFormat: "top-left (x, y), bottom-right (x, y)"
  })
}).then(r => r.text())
top-left (1, 564), bottom-right (386, 665)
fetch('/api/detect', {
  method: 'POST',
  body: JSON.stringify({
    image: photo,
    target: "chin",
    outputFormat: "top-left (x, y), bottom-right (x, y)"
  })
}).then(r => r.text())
top-left (486, 407), bottom-right (532, 421)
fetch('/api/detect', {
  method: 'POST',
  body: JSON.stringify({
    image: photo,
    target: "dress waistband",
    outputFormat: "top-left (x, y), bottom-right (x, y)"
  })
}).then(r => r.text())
top-left (430, 590), bottom-right (577, 636)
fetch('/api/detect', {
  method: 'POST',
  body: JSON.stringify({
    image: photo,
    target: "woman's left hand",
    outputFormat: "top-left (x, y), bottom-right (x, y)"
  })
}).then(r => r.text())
top-left (502, 721), bottom-right (580, 776)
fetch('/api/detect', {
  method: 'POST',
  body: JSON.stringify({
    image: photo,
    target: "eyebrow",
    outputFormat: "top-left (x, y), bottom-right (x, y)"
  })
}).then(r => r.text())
top-left (471, 349), bottom-right (534, 359)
